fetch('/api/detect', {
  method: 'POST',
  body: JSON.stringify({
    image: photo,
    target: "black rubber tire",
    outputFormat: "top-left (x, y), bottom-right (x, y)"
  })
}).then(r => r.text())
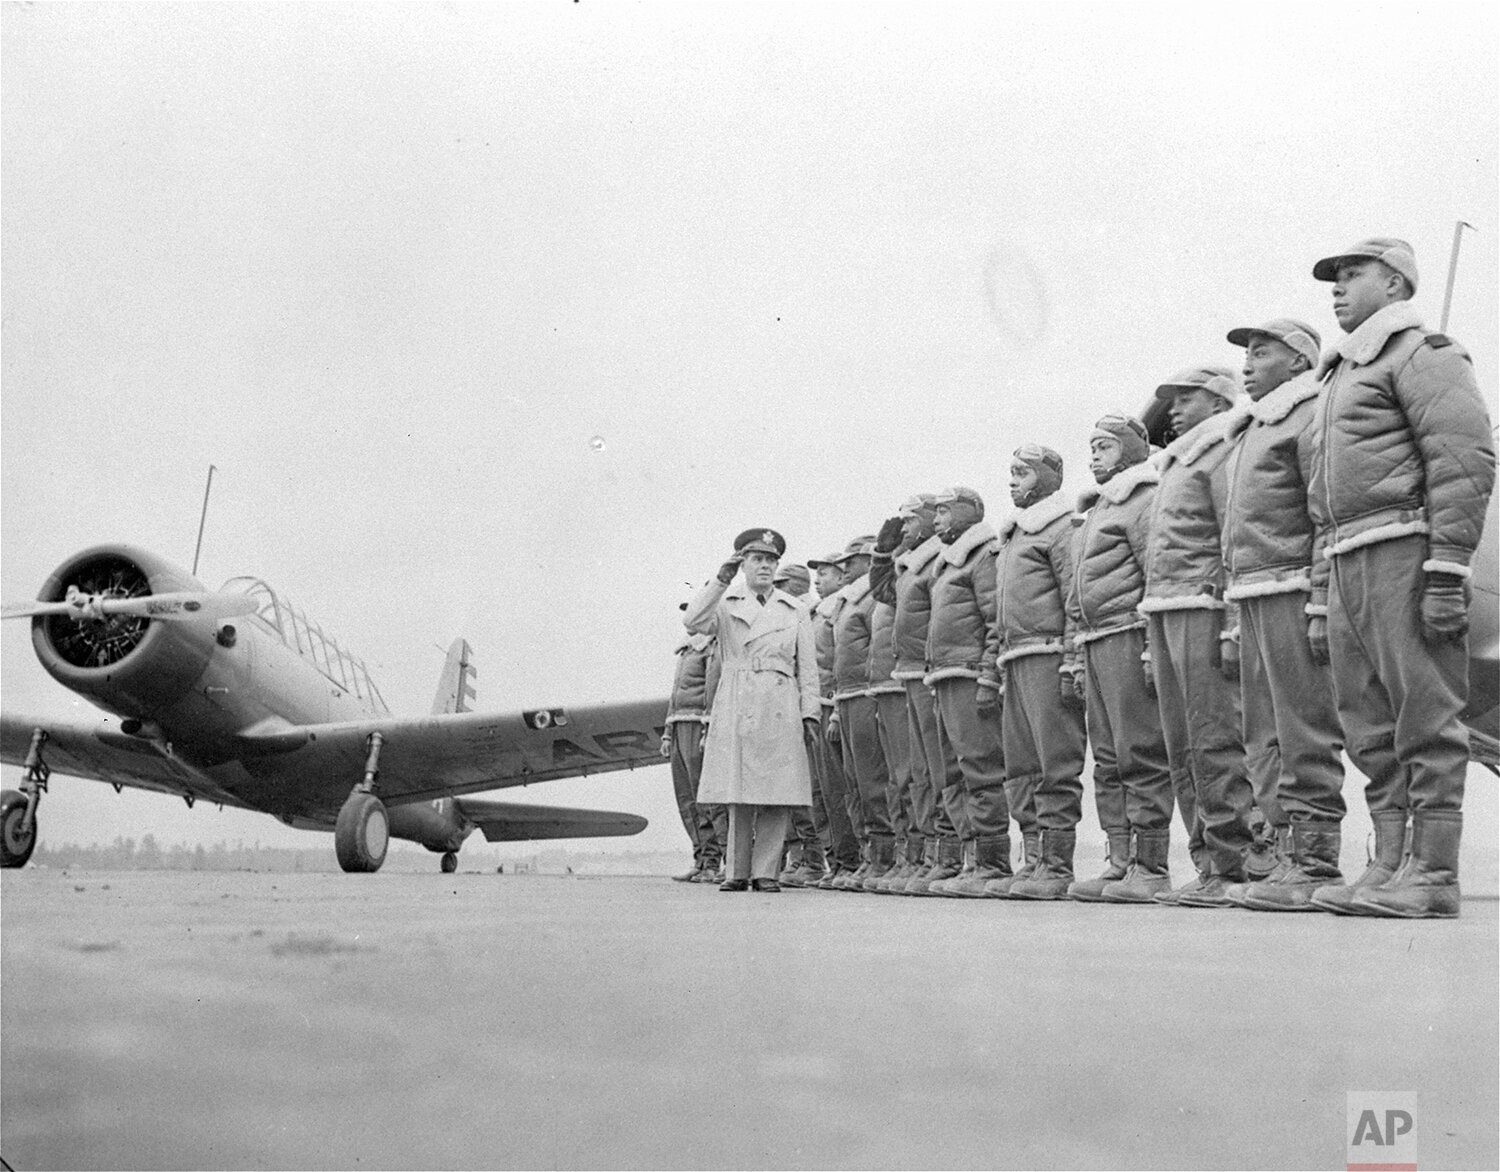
top-left (334, 793), bottom-right (388, 873)
top-left (1, 789), bottom-right (38, 869)
top-left (440, 851), bottom-right (458, 874)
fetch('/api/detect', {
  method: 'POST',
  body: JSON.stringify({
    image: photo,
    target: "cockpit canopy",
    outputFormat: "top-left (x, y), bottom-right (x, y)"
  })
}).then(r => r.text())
top-left (220, 577), bottom-right (390, 714)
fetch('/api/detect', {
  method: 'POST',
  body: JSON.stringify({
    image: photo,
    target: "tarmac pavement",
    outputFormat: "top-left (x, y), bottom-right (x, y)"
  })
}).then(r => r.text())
top-left (1, 868), bottom-right (1496, 1170)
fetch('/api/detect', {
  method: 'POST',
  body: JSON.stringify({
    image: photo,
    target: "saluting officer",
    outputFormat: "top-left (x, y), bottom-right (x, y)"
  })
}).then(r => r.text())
top-left (684, 528), bottom-right (820, 893)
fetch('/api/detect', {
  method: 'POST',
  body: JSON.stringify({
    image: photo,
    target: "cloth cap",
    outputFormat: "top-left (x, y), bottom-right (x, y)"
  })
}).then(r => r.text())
top-left (773, 563), bottom-right (811, 588)
top-left (806, 551), bottom-right (844, 570)
top-left (1090, 412), bottom-right (1151, 469)
top-left (932, 485), bottom-right (985, 514)
top-left (898, 493), bottom-right (937, 518)
top-left (833, 535), bottom-right (877, 565)
top-left (1226, 317), bottom-right (1322, 367)
top-left (1153, 365), bottom-right (1243, 407)
top-left (732, 528), bottom-right (787, 558)
top-left (1312, 237), bottom-right (1418, 292)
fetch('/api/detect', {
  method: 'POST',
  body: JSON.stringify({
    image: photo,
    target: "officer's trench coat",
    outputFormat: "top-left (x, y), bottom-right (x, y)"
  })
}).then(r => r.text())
top-left (683, 578), bottom-right (819, 806)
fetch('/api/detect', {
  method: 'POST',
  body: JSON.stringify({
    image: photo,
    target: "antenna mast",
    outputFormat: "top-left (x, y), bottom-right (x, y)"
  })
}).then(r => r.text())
top-left (1439, 220), bottom-right (1475, 333)
top-left (192, 464), bottom-right (217, 578)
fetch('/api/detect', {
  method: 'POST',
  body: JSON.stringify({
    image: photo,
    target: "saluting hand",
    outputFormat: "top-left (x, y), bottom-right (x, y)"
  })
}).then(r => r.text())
top-left (716, 554), bottom-right (744, 586)
top-left (875, 515), bottom-right (905, 554)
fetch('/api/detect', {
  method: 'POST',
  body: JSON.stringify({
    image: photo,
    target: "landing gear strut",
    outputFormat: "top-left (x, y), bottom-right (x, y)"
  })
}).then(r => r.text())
top-left (2, 729), bottom-right (49, 869)
top-left (334, 732), bottom-right (389, 873)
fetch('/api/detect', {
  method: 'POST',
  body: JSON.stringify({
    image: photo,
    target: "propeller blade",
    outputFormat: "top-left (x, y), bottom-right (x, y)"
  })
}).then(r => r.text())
top-left (1, 588), bottom-right (258, 624)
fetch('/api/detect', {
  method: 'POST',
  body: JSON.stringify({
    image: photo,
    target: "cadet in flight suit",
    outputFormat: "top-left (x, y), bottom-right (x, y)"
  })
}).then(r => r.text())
top-left (1219, 318), bottom-right (1349, 912)
top-left (827, 537), bottom-right (898, 889)
top-left (771, 562), bottom-right (828, 886)
top-left (924, 487), bottom-right (1014, 897)
top-left (1067, 413), bottom-right (1177, 903)
top-left (664, 609), bottom-right (726, 883)
top-left (1306, 237), bottom-right (1495, 918)
top-left (809, 547), bottom-right (863, 887)
top-left (1141, 367), bottom-right (1256, 908)
top-left (988, 445), bottom-right (1087, 900)
top-left (870, 494), bottom-right (968, 895)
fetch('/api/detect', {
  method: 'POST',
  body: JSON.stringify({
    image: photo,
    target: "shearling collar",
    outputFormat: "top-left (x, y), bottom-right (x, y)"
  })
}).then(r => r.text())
top-left (841, 572), bottom-right (873, 606)
top-left (897, 534), bottom-right (944, 576)
top-left (998, 490), bottom-right (1073, 540)
top-left (1157, 399), bottom-right (1254, 468)
top-left (815, 591), bottom-right (842, 619)
top-left (1320, 301), bottom-right (1424, 371)
top-left (939, 520), bottom-right (998, 566)
top-left (1094, 459), bottom-right (1159, 505)
top-left (1250, 371), bottom-right (1320, 425)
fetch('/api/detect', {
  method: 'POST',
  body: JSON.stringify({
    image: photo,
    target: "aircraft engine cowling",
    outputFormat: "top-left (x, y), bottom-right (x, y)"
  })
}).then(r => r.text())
top-left (29, 545), bottom-right (216, 721)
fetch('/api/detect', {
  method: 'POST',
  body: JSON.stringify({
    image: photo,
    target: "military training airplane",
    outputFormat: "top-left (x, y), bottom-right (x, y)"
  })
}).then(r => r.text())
top-left (1, 544), bottom-right (668, 872)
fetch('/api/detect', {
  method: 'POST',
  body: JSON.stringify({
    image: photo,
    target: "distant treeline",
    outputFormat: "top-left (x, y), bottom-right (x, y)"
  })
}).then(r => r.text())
top-left (32, 836), bottom-right (692, 875)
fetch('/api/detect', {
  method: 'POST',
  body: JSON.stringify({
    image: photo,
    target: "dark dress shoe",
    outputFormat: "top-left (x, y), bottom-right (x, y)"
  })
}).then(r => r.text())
top-left (751, 879), bottom-right (782, 893)
top-left (719, 878), bottom-right (750, 892)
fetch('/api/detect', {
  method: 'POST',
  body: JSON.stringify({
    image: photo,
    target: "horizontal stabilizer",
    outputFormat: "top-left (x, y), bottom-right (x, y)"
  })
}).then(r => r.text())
top-left (454, 796), bottom-right (647, 842)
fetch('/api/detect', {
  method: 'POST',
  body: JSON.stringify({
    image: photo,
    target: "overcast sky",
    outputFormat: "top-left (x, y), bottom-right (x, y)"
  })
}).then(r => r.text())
top-left (3, 2), bottom-right (1497, 858)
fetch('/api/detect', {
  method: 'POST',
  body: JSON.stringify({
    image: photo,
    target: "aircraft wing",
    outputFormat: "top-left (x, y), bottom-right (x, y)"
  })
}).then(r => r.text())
top-left (454, 796), bottom-right (647, 841)
top-left (235, 697), bottom-right (670, 815)
top-left (0, 711), bottom-right (258, 809)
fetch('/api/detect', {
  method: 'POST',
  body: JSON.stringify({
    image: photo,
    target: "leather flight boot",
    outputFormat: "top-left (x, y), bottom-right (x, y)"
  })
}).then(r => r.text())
top-left (897, 837), bottom-right (936, 895)
top-left (1310, 809), bottom-right (1407, 915)
top-left (1241, 822), bottom-right (1343, 911)
top-left (861, 835), bottom-right (899, 892)
top-left (815, 861), bottom-right (844, 890)
top-left (929, 839), bottom-right (976, 897)
top-left (835, 841), bottom-right (872, 890)
top-left (910, 838), bottom-right (962, 896)
top-left (1068, 830), bottom-right (1131, 902)
top-left (1009, 828), bottom-right (1077, 899)
top-left (985, 830), bottom-right (1040, 898)
top-left (875, 836), bottom-right (920, 893)
top-left (1101, 827), bottom-right (1172, 902)
top-left (946, 835), bottom-right (1012, 897)
top-left (1152, 869), bottom-right (1207, 905)
top-left (1351, 811), bottom-right (1462, 919)
top-left (787, 839), bottom-right (827, 887)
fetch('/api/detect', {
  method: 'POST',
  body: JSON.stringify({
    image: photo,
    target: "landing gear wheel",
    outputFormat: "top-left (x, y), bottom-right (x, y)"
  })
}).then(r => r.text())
top-left (1, 789), bottom-right (38, 869)
top-left (440, 851), bottom-right (458, 874)
top-left (335, 792), bottom-right (389, 873)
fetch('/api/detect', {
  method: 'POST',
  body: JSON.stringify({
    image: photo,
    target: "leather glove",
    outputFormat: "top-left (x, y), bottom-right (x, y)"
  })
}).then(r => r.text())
top-left (1219, 630), bottom-right (1240, 683)
top-left (976, 684), bottom-right (1001, 721)
top-left (1421, 572), bottom-right (1470, 643)
top-left (1060, 667), bottom-right (1085, 711)
top-left (716, 554), bottom-right (744, 586)
top-left (659, 731), bottom-right (673, 759)
top-left (875, 515), bottom-right (905, 554)
top-left (1307, 616), bottom-right (1330, 666)
top-left (1141, 648), bottom-right (1156, 697)
top-left (825, 712), bottom-right (842, 746)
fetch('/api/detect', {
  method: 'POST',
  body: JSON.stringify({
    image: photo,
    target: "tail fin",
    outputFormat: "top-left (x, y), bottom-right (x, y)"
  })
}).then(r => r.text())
top-left (431, 638), bottom-right (478, 715)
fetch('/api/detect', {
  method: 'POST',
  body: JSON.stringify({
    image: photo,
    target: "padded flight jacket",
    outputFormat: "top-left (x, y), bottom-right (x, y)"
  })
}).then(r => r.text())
top-left (924, 521), bottom-right (1001, 690)
top-left (1067, 460), bottom-right (1158, 647)
top-left (1141, 401), bottom-right (1254, 625)
top-left (1309, 301), bottom-right (1496, 579)
top-left (870, 535), bottom-right (944, 681)
top-left (986, 491), bottom-right (1078, 673)
top-left (831, 574), bottom-right (878, 701)
top-left (1222, 372), bottom-right (1327, 607)
top-left (812, 591), bottom-right (842, 706)
top-left (665, 633), bottom-right (721, 725)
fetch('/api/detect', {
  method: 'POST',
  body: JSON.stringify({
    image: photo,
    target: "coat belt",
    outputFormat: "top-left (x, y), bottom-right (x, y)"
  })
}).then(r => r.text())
top-left (735, 656), bottom-right (793, 677)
